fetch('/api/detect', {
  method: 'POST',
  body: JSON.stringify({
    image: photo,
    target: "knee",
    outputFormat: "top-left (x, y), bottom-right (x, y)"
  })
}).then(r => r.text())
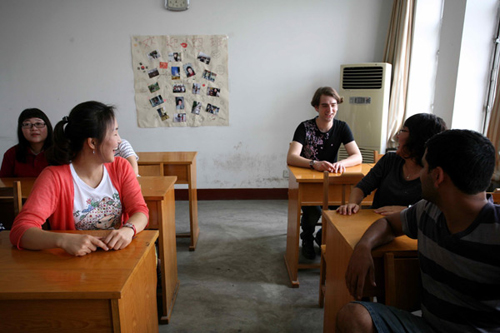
top-left (336, 303), bottom-right (374, 333)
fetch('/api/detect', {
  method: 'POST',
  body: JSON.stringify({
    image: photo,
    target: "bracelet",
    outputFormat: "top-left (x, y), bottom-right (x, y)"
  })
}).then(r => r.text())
top-left (122, 222), bottom-right (137, 238)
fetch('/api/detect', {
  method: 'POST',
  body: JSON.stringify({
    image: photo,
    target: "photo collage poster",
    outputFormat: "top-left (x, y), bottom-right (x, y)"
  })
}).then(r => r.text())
top-left (131, 35), bottom-right (229, 127)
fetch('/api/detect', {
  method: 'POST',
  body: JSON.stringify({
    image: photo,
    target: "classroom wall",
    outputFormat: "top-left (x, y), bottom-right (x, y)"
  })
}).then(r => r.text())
top-left (0, 0), bottom-right (393, 189)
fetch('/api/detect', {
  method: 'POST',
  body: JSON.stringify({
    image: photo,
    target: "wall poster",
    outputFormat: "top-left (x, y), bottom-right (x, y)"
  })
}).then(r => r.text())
top-left (131, 35), bottom-right (229, 127)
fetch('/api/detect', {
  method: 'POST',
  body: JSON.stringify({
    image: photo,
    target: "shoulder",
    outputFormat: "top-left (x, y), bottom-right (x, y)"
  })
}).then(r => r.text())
top-left (3, 145), bottom-right (19, 157)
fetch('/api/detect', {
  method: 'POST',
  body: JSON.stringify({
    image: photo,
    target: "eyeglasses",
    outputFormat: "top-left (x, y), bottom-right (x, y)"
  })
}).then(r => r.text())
top-left (22, 122), bottom-right (46, 129)
top-left (397, 129), bottom-right (409, 135)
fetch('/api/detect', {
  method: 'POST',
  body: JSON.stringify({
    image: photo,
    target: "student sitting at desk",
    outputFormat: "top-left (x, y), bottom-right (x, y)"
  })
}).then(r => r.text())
top-left (114, 138), bottom-right (139, 176)
top-left (337, 130), bottom-right (500, 332)
top-left (287, 86), bottom-right (362, 260)
top-left (0, 108), bottom-right (53, 177)
top-left (337, 113), bottom-right (446, 216)
top-left (10, 101), bottom-right (149, 256)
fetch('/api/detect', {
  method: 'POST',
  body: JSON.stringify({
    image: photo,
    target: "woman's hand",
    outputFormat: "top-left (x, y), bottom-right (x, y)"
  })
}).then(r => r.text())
top-left (373, 205), bottom-right (407, 216)
top-left (102, 228), bottom-right (135, 250)
top-left (336, 203), bottom-right (360, 215)
top-left (59, 233), bottom-right (109, 257)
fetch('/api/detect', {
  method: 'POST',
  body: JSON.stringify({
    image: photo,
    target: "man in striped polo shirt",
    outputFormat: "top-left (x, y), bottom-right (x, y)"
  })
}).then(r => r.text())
top-left (337, 129), bottom-right (500, 332)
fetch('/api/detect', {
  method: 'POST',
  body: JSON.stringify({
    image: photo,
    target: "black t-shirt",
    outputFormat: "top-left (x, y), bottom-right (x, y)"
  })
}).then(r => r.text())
top-left (292, 117), bottom-right (354, 163)
top-left (356, 152), bottom-right (422, 208)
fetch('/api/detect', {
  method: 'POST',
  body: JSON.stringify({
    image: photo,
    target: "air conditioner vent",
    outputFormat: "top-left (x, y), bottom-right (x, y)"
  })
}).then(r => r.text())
top-left (342, 66), bottom-right (384, 90)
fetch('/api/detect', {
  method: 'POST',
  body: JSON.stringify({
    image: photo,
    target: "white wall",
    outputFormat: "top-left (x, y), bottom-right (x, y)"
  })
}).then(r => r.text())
top-left (0, 0), bottom-right (392, 189)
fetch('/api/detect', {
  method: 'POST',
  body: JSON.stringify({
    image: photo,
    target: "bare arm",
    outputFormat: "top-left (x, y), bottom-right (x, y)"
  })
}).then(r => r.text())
top-left (345, 212), bottom-right (404, 300)
top-left (126, 155), bottom-right (139, 176)
top-left (339, 141), bottom-right (362, 167)
top-left (20, 228), bottom-right (109, 256)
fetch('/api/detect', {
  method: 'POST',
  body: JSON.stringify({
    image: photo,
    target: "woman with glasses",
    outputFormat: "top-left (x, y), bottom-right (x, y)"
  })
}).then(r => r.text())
top-left (337, 113), bottom-right (447, 216)
top-left (9, 101), bottom-right (148, 256)
top-left (0, 108), bottom-right (53, 177)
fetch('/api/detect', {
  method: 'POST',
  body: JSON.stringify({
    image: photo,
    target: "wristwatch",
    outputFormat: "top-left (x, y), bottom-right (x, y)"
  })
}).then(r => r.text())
top-left (309, 160), bottom-right (316, 170)
top-left (122, 222), bottom-right (137, 238)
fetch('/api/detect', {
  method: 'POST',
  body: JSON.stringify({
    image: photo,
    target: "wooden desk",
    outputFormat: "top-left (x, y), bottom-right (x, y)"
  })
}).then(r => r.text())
top-left (0, 230), bottom-right (159, 333)
top-left (285, 164), bottom-right (373, 287)
top-left (1, 176), bottom-right (180, 324)
top-left (322, 210), bottom-right (418, 332)
top-left (138, 176), bottom-right (179, 324)
top-left (137, 151), bottom-right (199, 251)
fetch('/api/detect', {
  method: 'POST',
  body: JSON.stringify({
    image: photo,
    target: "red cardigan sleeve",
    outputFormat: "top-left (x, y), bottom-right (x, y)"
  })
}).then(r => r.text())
top-left (9, 166), bottom-right (68, 249)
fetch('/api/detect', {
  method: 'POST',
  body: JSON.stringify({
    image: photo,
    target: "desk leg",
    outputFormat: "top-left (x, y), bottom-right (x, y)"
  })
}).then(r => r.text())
top-left (284, 172), bottom-right (300, 287)
top-left (323, 218), bottom-right (354, 333)
top-left (188, 160), bottom-right (199, 251)
top-left (157, 188), bottom-right (180, 324)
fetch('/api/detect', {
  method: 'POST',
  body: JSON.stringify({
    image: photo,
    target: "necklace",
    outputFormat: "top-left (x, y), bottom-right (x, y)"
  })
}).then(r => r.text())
top-left (403, 162), bottom-right (420, 180)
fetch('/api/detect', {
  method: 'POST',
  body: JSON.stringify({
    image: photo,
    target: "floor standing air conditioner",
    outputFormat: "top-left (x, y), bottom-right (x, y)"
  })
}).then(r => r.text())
top-left (336, 63), bottom-right (392, 162)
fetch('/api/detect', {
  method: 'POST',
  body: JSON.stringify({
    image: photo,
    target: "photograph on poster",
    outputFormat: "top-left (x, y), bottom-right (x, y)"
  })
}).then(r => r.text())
top-left (184, 63), bottom-right (196, 77)
top-left (207, 87), bottom-right (220, 97)
top-left (156, 106), bottom-right (169, 121)
top-left (197, 52), bottom-right (211, 65)
top-left (169, 52), bottom-right (182, 62)
top-left (176, 97), bottom-right (185, 110)
top-left (159, 62), bottom-right (168, 69)
top-left (148, 68), bottom-right (160, 78)
top-left (174, 113), bottom-right (187, 122)
top-left (191, 101), bottom-right (202, 115)
top-left (202, 70), bottom-right (216, 82)
top-left (171, 66), bottom-right (180, 80)
top-left (148, 82), bottom-right (160, 93)
top-left (173, 84), bottom-right (186, 93)
top-left (192, 83), bottom-right (201, 94)
top-left (150, 95), bottom-right (164, 107)
top-left (206, 103), bottom-right (219, 115)
top-left (147, 50), bottom-right (161, 60)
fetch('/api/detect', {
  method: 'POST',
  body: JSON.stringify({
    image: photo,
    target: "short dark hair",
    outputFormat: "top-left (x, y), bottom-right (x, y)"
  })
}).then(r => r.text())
top-left (47, 101), bottom-right (115, 165)
top-left (400, 113), bottom-right (447, 166)
top-left (425, 129), bottom-right (495, 194)
top-left (16, 108), bottom-right (53, 163)
top-left (310, 87), bottom-right (344, 108)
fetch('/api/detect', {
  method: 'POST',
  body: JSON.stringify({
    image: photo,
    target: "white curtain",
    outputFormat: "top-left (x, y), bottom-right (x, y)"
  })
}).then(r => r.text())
top-left (383, 0), bottom-right (416, 149)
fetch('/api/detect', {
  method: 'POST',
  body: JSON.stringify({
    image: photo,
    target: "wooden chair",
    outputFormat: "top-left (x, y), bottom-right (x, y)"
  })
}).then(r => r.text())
top-left (319, 170), bottom-right (347, 307)
top-left (373, 150), bottom-right (384, 163)
top-left (0, 181), bottom-right (22, 229)
top-left (491, 188), bottom-right (500, 204)
top-left (384, 252), bottom-right (421, 311)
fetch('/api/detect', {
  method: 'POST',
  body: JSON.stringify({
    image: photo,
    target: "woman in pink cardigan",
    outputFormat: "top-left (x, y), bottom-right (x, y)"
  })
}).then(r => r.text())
top-left (10, 101), bottom-right (149, 256)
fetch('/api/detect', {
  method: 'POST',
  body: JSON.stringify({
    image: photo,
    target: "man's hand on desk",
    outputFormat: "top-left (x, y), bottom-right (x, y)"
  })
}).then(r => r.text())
top-left (345, 244), bottom-right (376, 300)
top-left (313, 160), bottom-right (345, 173)
top-left (373, 205), bottom-right (407, 216)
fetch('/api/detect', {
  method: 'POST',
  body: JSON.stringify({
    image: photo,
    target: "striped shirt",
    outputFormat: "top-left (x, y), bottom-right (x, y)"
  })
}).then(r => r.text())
top-left (401, 198), bottom-right (500, 332)
top-left (114, 139), bottom-right (138, 160)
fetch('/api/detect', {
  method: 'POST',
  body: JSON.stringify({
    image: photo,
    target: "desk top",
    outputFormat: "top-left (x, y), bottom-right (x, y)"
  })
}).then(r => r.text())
top-left (0, 230), bottom-right (159, 300)
top-left (323, 209), bottom-right (417, 256)
top-left (138, 176), bottom-right (177, 200)
top-left (288, 164), bottom-right (373, 182)
top-left (137, 151), bottom-right (197, 164)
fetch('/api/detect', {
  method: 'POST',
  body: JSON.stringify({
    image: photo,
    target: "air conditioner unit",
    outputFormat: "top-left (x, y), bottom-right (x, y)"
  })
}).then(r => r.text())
top-left (336, 63), bottom-right (392, 163)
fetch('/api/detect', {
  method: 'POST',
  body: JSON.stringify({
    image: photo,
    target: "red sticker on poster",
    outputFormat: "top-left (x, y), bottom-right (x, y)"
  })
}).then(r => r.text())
top-left (159, 62), bottom-right (168, 69)
top-left (181, 43), bottom-right (188, 48)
